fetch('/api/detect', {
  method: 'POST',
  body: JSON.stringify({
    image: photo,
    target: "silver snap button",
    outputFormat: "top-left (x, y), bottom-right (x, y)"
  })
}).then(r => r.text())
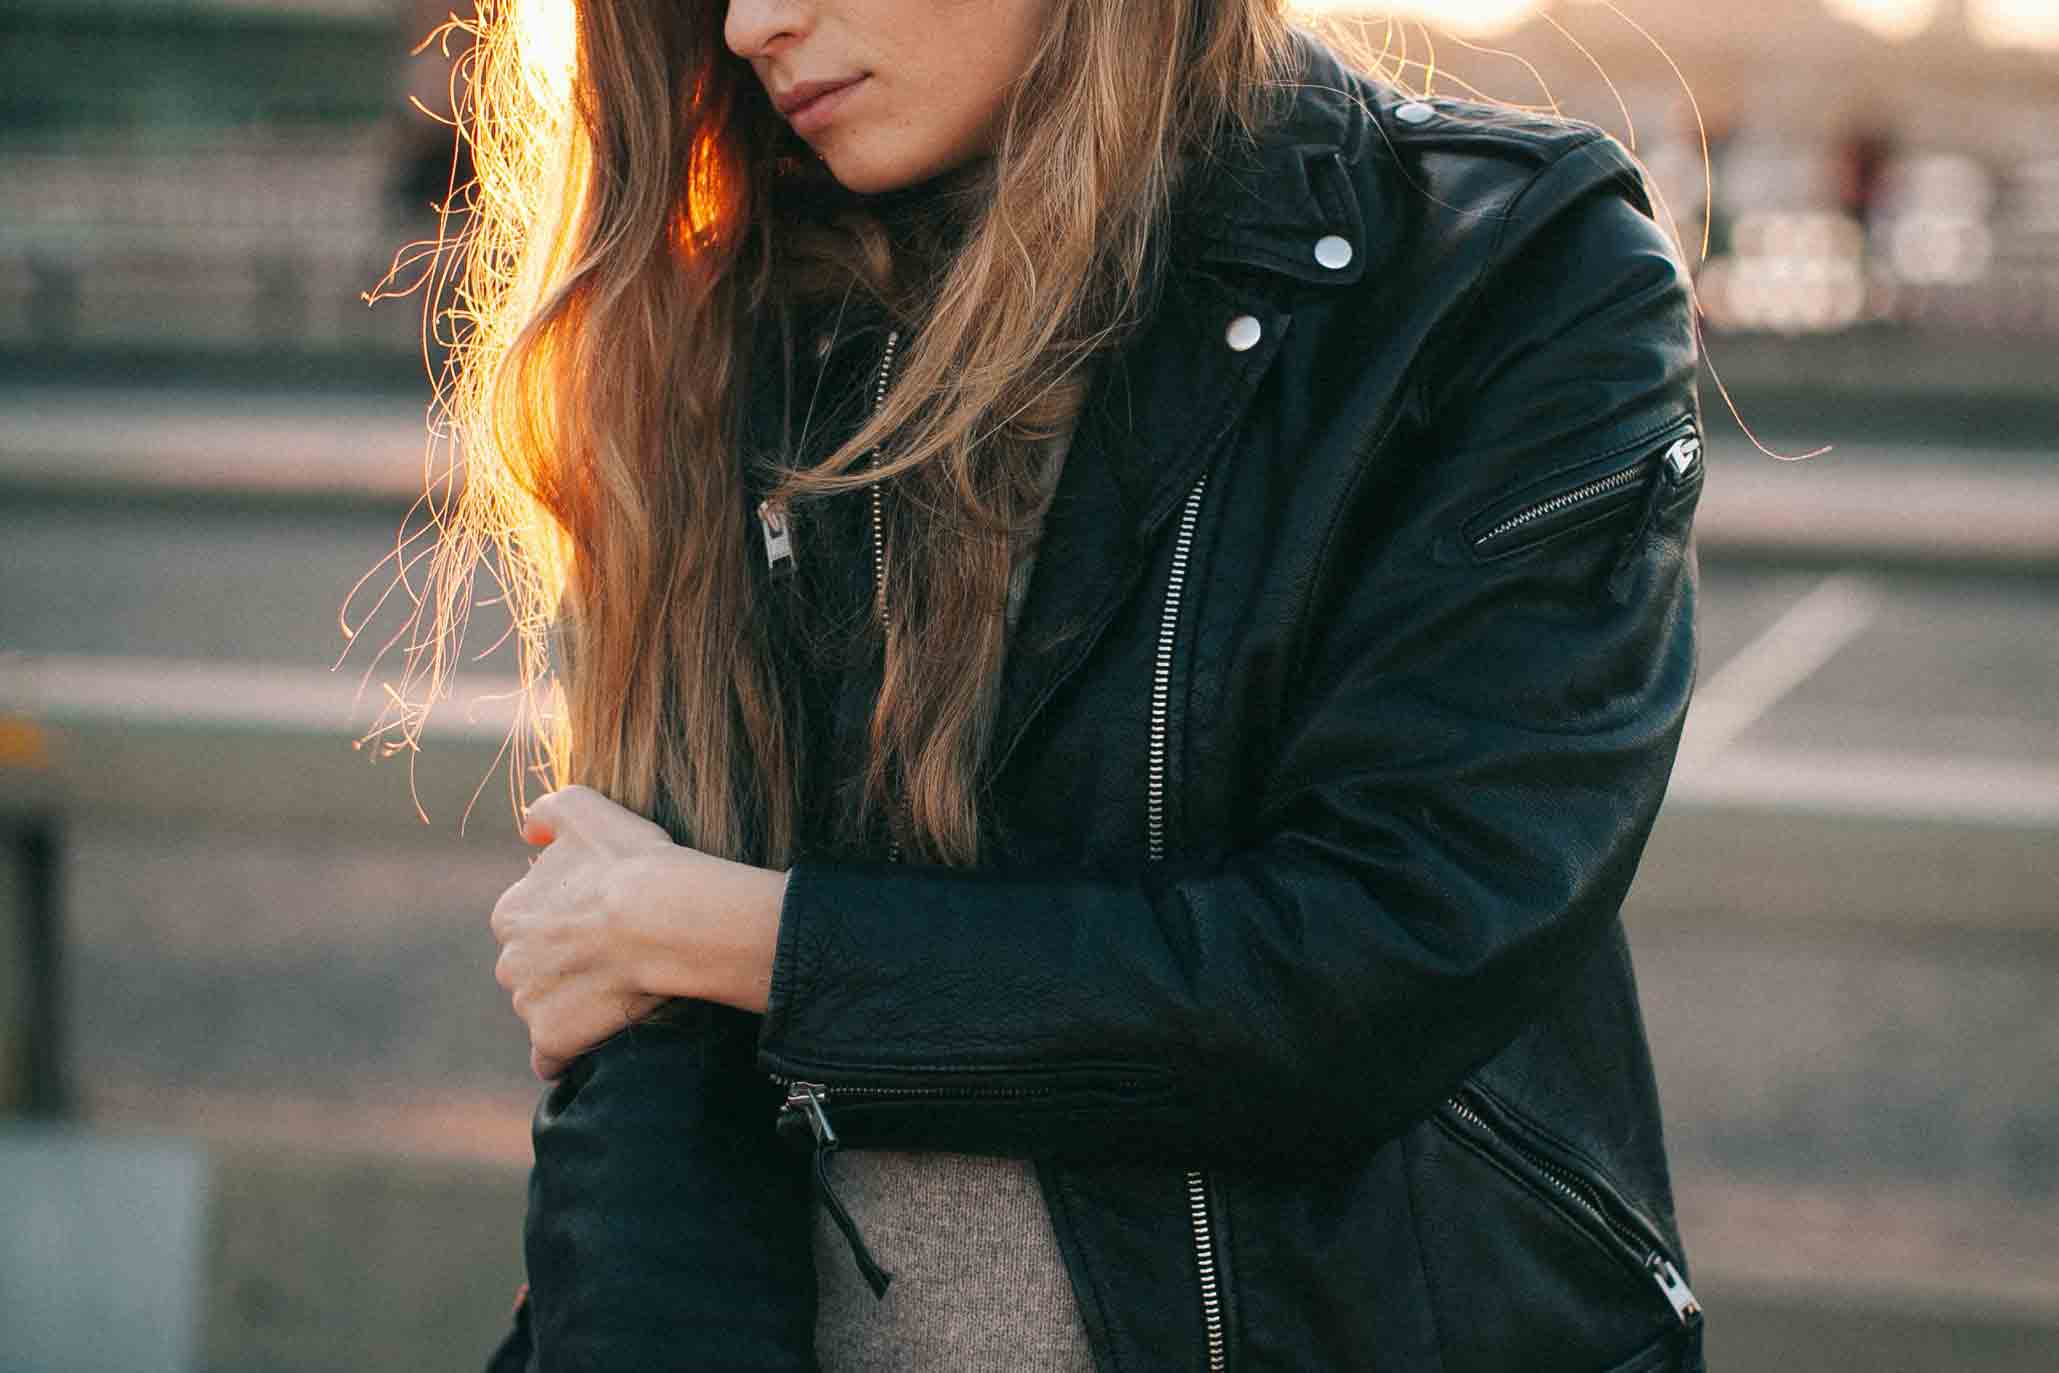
top-left (1395, 101), bottom-right (1435, 125)
top-left (1313, 234), bottom-right (1354, 270)
top-left (1224, 314), bottom-right (1262, 352)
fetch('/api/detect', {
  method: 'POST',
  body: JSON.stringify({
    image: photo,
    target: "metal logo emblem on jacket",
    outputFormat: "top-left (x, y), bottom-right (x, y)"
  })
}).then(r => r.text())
top-left (510, 28), bottom-right (1710, 1373)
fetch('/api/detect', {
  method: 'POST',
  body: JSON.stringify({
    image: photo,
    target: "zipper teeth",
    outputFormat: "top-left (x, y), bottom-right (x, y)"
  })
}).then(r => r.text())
top-left (1148, 475), bottom-right (1209, 864)
top-left (1446, 1094), bottom-right (1648, 1261)
top-left (774, 1076), bottom-right (1062, 1100)
top-left (1187, 1171), bottom-right (1227, 1373)
top-left (1445, 1093), bottom-right (1699, 1324)
top-left (1151, 475), bottom-right (1226, 1372)
top-left (1476, 460), bottom-right (1648, 548)
top-left (867, 329), bottom-right (908, 865)
top-left (869, 330), bottom-right (900, 632)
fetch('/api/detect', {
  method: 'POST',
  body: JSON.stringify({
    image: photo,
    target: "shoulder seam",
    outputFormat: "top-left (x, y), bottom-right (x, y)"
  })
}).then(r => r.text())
top-left (1406, 130), bottom-right (1621, 436)
top-left (1486, 130), bottom-right (1618, 265)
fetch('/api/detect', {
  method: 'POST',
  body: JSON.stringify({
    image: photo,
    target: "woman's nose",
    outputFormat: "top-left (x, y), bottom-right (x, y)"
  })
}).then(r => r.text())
top-left (724, 0), bottom-right (810, 60)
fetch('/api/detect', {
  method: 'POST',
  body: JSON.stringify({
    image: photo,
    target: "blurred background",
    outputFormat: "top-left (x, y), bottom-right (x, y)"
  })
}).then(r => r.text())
top-left (1, 0), bottom-right (2054, 1368)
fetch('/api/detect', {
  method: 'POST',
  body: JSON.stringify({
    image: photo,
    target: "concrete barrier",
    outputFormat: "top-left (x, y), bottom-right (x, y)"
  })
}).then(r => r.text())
top-left (0, 1126), bottom-right (209, 1373)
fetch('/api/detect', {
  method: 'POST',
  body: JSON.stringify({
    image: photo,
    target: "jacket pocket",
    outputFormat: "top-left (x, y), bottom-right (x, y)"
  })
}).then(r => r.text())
top-left (1406, 1080), bottom-right (1701, 1372)
top-left (1437, 1084), bottom-right (1700, 1330)
top-left (1462, 412), bottom-right (1703, 564)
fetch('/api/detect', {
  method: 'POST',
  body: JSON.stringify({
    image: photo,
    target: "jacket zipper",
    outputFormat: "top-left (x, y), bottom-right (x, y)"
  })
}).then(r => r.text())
top-left (1473, 463), bottom-right (1646, 550)
top-left (1470, 430), bottom-right (1702, 557)
top-left (772, 329), bottom-right (915, 1298)
top-left (774, 350), bottom-right (1229, 1360)
top-left (1471, 426), bottom-right (1702, 607)
top-left (1152, 474), bottom-right (1227, 1373)
top-left (1441, 1090), bottom-right (1701, 1327)
top-left (776, 1072), bottom-right (1061, 1300)
top-left (865, 330), bottom-right (911, 864)
top-left (868, 330), bottom-right (901, 637)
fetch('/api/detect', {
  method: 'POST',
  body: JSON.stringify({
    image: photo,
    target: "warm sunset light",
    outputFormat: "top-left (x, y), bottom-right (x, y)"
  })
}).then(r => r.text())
top-left (1288, 0), bottom-right (1547, 38)
top-left (1821, 0), bottom-right (1944, 41)
top-left (1293, 0), bottom-right (2059, 47)
top-left (1969, 0), bottom-right (2059, 49)
top-left (515, 0), bottom-right (576, 101)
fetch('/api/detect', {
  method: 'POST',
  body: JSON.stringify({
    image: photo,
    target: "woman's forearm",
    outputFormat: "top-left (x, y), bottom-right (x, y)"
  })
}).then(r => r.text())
top-left (624, 848), bottom-right (791, 1015)
top-left (494, 785), bottom-right (795, 1075)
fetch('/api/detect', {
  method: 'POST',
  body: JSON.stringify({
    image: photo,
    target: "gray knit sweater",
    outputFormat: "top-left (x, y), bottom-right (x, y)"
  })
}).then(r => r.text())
top-left (811, 411), bottom-right (1097, 1372)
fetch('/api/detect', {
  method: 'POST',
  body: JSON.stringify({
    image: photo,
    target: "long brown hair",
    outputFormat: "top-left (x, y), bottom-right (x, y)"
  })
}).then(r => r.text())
top-left (368, 0), bottom-right (1718, 867)
top-left (371, 0), bottom-right (1296, 867)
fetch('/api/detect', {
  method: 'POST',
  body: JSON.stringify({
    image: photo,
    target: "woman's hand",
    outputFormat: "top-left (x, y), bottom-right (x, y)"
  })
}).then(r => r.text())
top-left (490, 784), bottom-right (791, 1080)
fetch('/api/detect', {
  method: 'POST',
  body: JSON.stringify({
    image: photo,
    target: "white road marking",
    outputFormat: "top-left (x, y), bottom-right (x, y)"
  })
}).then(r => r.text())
top-left (0, 652), bottom-right (526, 743)
top-left (1677, 573), bottom-right (1882, 770)
top-left (6, 650), bottom-right (2054, 830)
top-left (1668, 746), bottom-right (2059, 829)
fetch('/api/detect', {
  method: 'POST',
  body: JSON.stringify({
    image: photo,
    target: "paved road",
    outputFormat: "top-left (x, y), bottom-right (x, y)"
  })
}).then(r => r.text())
top-left (6, 483), bottom-right (2056, 817)
top-left (5, 455), bottom-right (2058, 1367)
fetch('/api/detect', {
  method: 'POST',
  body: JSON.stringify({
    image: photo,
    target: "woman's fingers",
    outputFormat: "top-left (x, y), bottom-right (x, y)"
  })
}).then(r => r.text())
top-left (520, 784), bottom-right (588, 845)
top-left (492, 785), bottom-right (693, 1071)
top-left (523, 784), bottom-right (674, 851)
top-left (523, 989), bottom-right (662, 1080)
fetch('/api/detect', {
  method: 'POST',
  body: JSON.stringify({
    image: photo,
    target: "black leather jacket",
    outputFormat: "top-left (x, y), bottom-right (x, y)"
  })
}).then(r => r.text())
top-left (499, 29), bottom-right (1708, 1373)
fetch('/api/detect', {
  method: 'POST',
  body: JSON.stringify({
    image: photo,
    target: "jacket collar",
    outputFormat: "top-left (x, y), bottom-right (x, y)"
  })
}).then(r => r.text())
top-left (985, 35), bottom-right (1382, 782)
top-left (1167, 29), bottom-right (1374, 290)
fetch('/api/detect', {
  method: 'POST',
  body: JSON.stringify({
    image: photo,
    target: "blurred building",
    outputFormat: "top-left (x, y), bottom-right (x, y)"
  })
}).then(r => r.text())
top-left (0, 0), bottom-right (447, 383)
top-left (2, 0), bottom-right (2056, 374)
top-left (1314, 0), bottom-right (2059, 338)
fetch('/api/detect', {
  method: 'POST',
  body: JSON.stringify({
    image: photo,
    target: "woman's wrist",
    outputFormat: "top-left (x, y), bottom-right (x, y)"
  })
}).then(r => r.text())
top-left (623, 849), bottom-right (790, 1015)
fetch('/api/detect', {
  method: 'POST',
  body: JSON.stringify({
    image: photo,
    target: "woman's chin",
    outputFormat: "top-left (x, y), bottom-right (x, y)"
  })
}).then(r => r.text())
top-left (815, 143), bottom-right (985, 199)
top-left (819, 155), bottom-right (924, 197)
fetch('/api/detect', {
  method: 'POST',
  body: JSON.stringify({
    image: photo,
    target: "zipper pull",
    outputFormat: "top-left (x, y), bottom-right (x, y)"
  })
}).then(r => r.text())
top-left (779, 1082), bottom-right (894, 1300)
top-left (1662, 432), bottom-right (1702, 480)
top-left (1607, 424), bottom-right (1702, 604)
top-left (782, 1080), bottom-right (839, 1149)
top-left (1605, 459), bottom-right (1672, 605)
top-left (1647, 1252), bottom-right (1702, 1325)
top-left (759, 497), bottom-right (796, 574)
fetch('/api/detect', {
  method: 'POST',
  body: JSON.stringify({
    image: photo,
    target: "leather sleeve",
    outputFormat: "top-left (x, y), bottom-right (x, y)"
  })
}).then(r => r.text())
top-left (520, 1003), bottom-right (821, 1369)
top-left (753, 134), bottom-right (1704, 1168)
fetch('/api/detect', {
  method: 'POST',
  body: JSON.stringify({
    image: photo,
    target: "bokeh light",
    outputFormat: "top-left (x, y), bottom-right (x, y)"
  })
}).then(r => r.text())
top-left (1820, 0), bottom-right (1944, 41)
top-left (1969, 0), bottom-right (2059, 50)
top-left (1287, 0), bottom-right (1547, 38)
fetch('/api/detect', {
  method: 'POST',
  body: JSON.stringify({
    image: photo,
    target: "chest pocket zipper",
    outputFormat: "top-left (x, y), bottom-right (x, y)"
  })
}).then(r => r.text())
top-left (1151, 473), bottom-right (1227, 1372)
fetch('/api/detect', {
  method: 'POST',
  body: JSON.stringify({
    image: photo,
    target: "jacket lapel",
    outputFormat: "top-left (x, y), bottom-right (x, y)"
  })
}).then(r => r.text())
top-left (983, 33), bottom-right (1383, 788)
top-left (983, 262), bottom-right (1296, 787)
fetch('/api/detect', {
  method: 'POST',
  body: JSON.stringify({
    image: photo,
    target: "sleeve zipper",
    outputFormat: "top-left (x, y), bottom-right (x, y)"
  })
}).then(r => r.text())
top-left (1467, 423), bottom-right (1703, 596)
top-left (781, 1080), bottom-right (893, 1299)
top-left (772, 1070), bottom-right (1090, 1300)
top-left (1606, 430), bottom-right (1702, 604)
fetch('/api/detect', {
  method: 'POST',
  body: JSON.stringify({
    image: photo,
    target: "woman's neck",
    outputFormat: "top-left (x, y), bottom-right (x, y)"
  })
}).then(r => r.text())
top-left (868, 157), bottom-right (990, 277)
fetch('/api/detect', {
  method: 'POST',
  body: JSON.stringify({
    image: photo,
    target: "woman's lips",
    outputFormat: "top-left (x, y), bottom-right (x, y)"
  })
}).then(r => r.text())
top-left (782, 76), bottom-right (867, 137)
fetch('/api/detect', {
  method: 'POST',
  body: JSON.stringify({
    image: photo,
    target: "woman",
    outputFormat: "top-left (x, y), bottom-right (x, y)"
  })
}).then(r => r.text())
top-left (460, 0), bottom-right (1710, 1367)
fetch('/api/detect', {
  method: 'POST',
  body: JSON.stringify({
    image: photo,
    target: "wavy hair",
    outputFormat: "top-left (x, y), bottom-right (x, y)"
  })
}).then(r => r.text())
top-left (367, 0), bottom-right (1715, 868)
top-left (369, 0), bottom-right (1298, 868)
